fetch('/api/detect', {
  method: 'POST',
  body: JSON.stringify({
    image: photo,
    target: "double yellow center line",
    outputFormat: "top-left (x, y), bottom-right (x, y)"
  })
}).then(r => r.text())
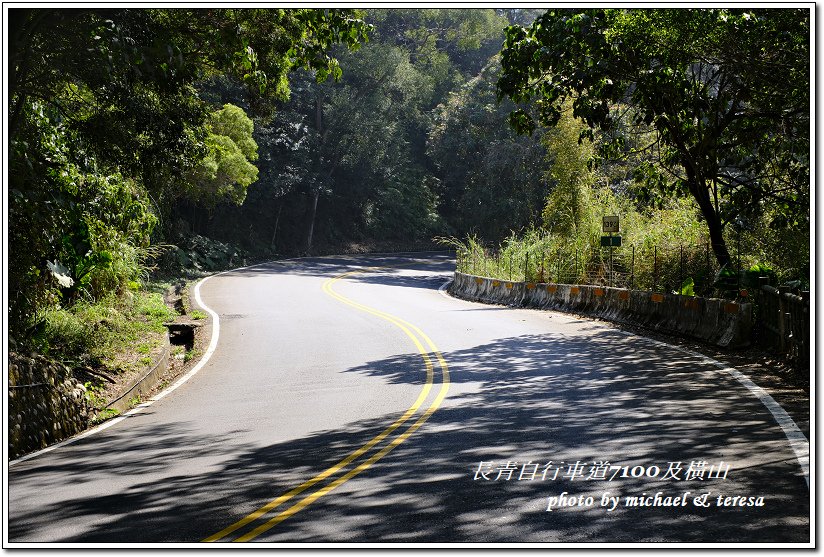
top-left (204, 267), bottom-right (450, 542)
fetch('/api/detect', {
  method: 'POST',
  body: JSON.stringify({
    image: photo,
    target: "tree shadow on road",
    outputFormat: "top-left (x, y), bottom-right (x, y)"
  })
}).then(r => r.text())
top-left (211, 253), bottom-right (456, 282)
top-left (7, 330), bottom-right (809, 543)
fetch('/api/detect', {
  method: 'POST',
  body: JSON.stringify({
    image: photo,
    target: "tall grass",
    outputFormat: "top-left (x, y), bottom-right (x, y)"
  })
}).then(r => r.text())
top-left (450, 231), bottom-right (722, 293)
top-left (442, 195), bottom-right (746, 295)
top-left (36, 289), bottom-right (177, 372)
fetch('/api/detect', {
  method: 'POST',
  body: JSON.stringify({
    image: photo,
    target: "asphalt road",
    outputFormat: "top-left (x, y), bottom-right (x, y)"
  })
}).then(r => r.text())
top-left (6, 253), bottom-right (810, 544)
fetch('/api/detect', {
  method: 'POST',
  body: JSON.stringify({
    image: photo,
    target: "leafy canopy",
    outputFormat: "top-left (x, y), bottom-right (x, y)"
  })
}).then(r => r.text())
top-left (497, 8), bottom-right (810, 266)
top-left (8, 8), bottom-right (370, 339)
top-left (189, 104), bottom-right (260, 207)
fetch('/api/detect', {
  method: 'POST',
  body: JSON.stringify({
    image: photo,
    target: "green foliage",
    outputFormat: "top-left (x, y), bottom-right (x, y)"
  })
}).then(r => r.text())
top-left (9, 8), bottom-right (370, 343)
top-left (210, 104), bottom-right (259, 161)
top-left (192, 8), bottom-right (516, 255)
top-left (91, 408), bottom-right (120, 425)
top-left (368, 9), bottom-right (507, 100)
top-left (714, 265), bottom-right (740, 294)
top-left (188, 103), bottom-right (259, 206)
top-left (541, 101), bottom-right (598, 237)
top-left (9, 104), bottom-right (159, 333)
top-left (729, 209), bottom-right (809, 286)
top-left (427, 58), bottom-right (547, 242)
top-left (247, 39), bottom-right (448, 250)
top-left (741, 263), bottom-right (776, 289)
top-left (362, 173), bottom-right (445, 242)
top-left (83, 381), bottom-right (106, 408)
top-left (35, 291), bottom-right (177, 373)
top-left (184, 348), bottom-right (199, 363)
top-left (678, 278), bottom-right (695, 297)
top-left (497, 8), bottom-right (810, 268)
top-left (152, 232), bottom-right (253, 276)
top-left (452, 184), bottom-right (717, 293)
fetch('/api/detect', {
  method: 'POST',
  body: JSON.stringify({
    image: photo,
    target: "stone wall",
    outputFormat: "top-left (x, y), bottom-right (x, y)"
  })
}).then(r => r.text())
top-left (8, 353), bottom-right (91, 460)
top-left (449, 272), bottom-right (752, 347)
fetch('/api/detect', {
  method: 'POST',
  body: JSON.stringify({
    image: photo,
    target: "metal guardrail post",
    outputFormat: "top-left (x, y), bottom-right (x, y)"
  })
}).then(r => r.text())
top-left (525, 252), bottom-right (529, 282)
top-left (541, 252), bottom-right (545, 283)
top-left (737, 230), bottom-right (742, 292)
top-left (574, 249), bottom-right (578, 283)
top-left (777, 287), bottom-right (787, 352)
top-left (801, 291), bottom-right (810, 369)
top-left (557, 249), bottom-right (561, 283)
top-left (653, 246), bottom-right (658, 292)
top-left (706, 241), bottom-right (711, 294)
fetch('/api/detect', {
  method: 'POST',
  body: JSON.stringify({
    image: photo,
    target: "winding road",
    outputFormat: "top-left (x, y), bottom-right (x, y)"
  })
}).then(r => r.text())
top-left (6, 253), bottom-right (810, 544)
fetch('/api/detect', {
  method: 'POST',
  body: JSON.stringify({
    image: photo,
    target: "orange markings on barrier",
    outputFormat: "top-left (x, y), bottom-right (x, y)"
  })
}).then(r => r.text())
top-left (651, 293), bottom-right (664, 303)
top-left (475, 278), bottom-right (483, 285)
top-left (526, 283), bottom-right (536, 290)
top-left (724, 303), bottom-right (739, 314)
top-left (684, 298), bottom-right (700, 310)
top-left (618, 291), bottom-right (630, 301)
top-left (505, 283), bottom-right (513, 289)
top-left (570, 287), bottom-right (580, 295)
top-left (546, 285), bottom-right (557, 293)
top-left (594, 288), bottom-right (604, 297)
top-left (492, 281), bottom-right (500, 287)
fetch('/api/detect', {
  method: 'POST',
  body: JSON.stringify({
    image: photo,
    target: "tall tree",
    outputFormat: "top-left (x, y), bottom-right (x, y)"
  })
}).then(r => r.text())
top-left (303, 42), bottom-right (438, 252)
top-left (187, 103), bottom-right (260, 207)
top-left (8, 8), bottom-right (369, 337)
top-left (496, 8), bottom-right (810, 267)
top-left (541, 100), bottom-right (597, 238)
top-left (9, 8), bottom-right (369, 204)
top-left (428, 58), bottom-right (547, 242)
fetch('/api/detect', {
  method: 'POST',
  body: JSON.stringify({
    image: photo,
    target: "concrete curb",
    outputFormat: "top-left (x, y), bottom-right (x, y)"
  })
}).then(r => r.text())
top-left (104, 333), bottom-right (171, 414)
top-left (449, 272), bottom-right (752, 347)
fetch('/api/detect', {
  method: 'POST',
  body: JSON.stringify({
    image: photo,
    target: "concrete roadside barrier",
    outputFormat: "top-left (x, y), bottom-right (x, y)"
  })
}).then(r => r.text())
top-left (448, 272), bottom-right (752, 347)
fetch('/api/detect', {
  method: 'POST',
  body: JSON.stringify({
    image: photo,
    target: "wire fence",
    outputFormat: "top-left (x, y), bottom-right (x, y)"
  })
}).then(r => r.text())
top-left (456, 241), bottom-right (736, 298)
top-left (757, 285), bottom-right (810, 374)
top-left (454, 237), bottom-right (810, 373)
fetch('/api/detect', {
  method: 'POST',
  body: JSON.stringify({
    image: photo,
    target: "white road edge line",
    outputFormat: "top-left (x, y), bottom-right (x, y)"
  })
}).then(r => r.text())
top-left (9, 266), bottom-right (239, 467)
top-left (11, 255), bottom-right (436, 466)
top-left (439, 282), bottom-right (810, 489)
top-left (623, 332), bottom-right (810, 490)
top-left (8, 255), bottom-right (382, 466)
top-left (8, 255), bottom-right (371, 466)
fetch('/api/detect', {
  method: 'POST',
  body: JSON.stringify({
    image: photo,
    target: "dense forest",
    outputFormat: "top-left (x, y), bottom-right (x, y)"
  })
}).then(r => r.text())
top-left (8, 8), bottom-right (810, 368)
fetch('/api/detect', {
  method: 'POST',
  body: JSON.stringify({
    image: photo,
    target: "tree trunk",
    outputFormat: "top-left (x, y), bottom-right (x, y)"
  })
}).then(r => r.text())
top-left (270, 202), bottom-right (283, 251)
top-left (316, 95), bottom-right (323, 135)
top-left (306, 189), bottom-right (320, 255)
top-left (685, 167), bottom-right (731, 268)
top-left (704, 208), bottom-right (731, 269)
top-left (306, 94), bottom-right (326, 256)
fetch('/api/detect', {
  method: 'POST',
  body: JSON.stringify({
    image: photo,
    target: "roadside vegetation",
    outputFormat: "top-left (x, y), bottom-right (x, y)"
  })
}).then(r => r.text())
top-left (445, 96), bottom-right (808, 295)
top-left (490, 8), bottom-right (808, 292)
top-left (8, 8), bottom-right (809, 404)
top-left (34, 290), bottom-right (175, 372)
